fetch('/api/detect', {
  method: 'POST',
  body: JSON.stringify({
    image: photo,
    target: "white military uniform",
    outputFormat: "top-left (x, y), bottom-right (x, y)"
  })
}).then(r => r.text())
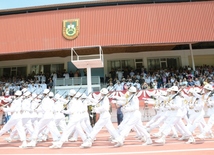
top-left (155, 86), bottom-right (195, 144)
top-left (69, 93), bottom-right (93, 141)
top-left (81, 88), bottom-right (123, 148)
top-left (116, 87), bottom-right (152, 146)
top-left (49, 90), bottom-right (87, 148)
top-left (0, 91), bottom-right (27, 148)
top-left (197, 84), bottom-right (214, 139)
top-left (27, 90), bottom-right (61, 147)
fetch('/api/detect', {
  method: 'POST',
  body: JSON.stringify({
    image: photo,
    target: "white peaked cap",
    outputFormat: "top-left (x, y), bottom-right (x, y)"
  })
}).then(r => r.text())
top-left (170, 86), bottom-right (179, 92)
top-left (69, 89), bottom-right (76, 96)
top-left (128, 86), bottom-right (136, 93)
top-left (43, 89), bottom-right (50, 94)
top-left (15, 90), bottom-right (22, 96)
top-left (203, 84), bottom-right (213, 91)
top-left (100, 88), bottom-right (108, 95)
top-left (49, 92), bottom-right (54, 97)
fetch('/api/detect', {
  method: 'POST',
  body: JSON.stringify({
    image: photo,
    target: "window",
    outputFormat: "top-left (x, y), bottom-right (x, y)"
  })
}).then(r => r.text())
top-left (107, 59), bottom-right (134, 72)
top-left (147, 57), bottom-right (180, 70)
top-left (31, 64), bottom-right (64, 75)
top-left (0, 66), bottom-right (27, 78)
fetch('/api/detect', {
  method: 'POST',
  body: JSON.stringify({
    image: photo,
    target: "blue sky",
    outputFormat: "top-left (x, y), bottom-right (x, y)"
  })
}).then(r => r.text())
top-left (0, 0), bottom-right (95, 10)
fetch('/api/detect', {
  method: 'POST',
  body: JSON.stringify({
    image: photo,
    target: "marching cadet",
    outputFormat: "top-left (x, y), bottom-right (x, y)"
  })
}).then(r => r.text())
top-left (27, 89), bottom-right (61, 147)
top-left (49, 89), bottom-right (87, 148)
top-left (197, 84), bottom-right (214, 139)
top-left (155, 86), bottom-right (195, 144)
top-left (53, 93), bottom-right (67, 132)
top-left (145, 90), bottom-right (168, 133)
top-left (113, 86), bottom-right (152, 146)
top-left (80, 88), bottom-right (123, 148)
top-left (69, 93), bottom-right (93, 142)
top-left (7, 91), bottom-right (35, 142)
top-left (146, 88), bottom-right (178, 138)
top-left (0, 90), bottom-right (27, 148)
top-left (21, 91), bottom-right (34, 139)
top-left (182, 87), bottom-right (207, 139)
top-left (41, 93), bottom-right (67, 141)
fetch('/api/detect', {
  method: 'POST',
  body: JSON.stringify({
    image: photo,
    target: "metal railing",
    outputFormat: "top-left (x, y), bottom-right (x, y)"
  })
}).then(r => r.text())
top-left (55, 76), bottom-right (100, 86)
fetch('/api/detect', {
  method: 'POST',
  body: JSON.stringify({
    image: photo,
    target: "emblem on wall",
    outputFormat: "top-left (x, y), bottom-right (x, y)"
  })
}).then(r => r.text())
top-left (62, 19), bottom-right (80, 40)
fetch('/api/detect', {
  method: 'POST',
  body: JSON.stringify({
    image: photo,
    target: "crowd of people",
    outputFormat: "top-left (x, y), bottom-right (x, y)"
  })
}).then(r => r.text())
top-left (0, 65), bottom-right (213, 149)
top-left (107, 65), bottom-right (214, 91)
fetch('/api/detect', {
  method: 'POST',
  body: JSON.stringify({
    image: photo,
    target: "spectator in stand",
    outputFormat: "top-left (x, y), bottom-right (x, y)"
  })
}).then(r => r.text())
top-left (114, 80), bottom-right (124, 91)
top-left (133, 80), bottom-right (141, 91)
top-left (109, 68), bottom-right (116, 80)
top-left (157, 75), bottom-right (163, 89)
top-left (51, 72), bottom-right (57, 86)
top-left (145, 75), bottom-right (151, 85)
top-left (194, 77), bottom-right (201, 87)
top-left (69, 71), bottom-right (74, 77)
top-left (183, 78), bottom-right (188, 86)
top-left (116, 69), bottom-right (124, 81)
top-left (123, 68), bottom-right (129, 79)
top-left (187, 78), bottom-right (195, 87)
top-left (129, 69), bottom-right (135, 78)
top-left (63, 71), bottom-right (70, 79)
top-left (141, 82), bottom-right (149, 90)
top-left (107, 82), bottom-right (114, 92)
top-left (0, 86), bottom-right (3, 96)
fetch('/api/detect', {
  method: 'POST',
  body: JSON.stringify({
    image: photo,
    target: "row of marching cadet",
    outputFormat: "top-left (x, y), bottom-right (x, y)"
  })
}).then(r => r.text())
top-left (0, 83), bottom-right (213, 148)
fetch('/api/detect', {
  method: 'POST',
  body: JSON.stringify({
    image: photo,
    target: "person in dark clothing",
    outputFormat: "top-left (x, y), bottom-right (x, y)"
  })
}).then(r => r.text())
top-left (116, 104), bottom-right (123, 126)
top-left (109, 68), bottom-right (116, 80)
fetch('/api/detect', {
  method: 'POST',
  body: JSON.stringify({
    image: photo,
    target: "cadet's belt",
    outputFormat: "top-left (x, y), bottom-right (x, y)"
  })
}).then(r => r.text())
top-left (22, 111), bottom-right (29, 113)
top-left (195, 110), bottom-right (200, 112)
top-left (13, 111), bottom-right (20, 114)
top-left (54, 111), bottom-right (61, 114)
top-left (169, 109), bottom-right (176, 111)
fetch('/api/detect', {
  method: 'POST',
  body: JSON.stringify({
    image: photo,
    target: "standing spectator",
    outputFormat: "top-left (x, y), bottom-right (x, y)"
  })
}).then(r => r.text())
top-left (74, 69), bottom-right (81, 77)
top-left (0, 86), bottom-right (4, 96)
top-left (63, 71), bottom-right (69, 79)
top-left (109, 68), bottom-right (116, 80)
top-left (51, 72), bottom-right (57, 86)
top-left (116, 69), bottom-right (124, 81)
top-left (69, 71), bottom-right (74, 77)
top-left (129, 69), bottom-right (135, 77)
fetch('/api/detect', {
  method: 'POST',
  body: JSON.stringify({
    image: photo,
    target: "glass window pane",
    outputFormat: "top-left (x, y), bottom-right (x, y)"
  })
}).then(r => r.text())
top-left (17, 67), bottom-right (27, 77)
top-left (135, 59), bottom-right (143, 62)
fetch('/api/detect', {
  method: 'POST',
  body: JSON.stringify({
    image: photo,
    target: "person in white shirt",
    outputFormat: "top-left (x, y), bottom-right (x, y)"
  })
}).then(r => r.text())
top-left (116, 69), bottom-right (124, 81)
top-left (114, 80), bottom-right (124, 91)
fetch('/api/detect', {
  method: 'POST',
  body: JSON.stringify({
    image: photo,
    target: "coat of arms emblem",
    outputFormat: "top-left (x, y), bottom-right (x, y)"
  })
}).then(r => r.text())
top-left (62, 19), bottom-right (80, 40)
